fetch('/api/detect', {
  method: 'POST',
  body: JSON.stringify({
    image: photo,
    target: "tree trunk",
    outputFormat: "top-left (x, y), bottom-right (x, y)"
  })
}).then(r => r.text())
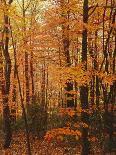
top-left (80, 0), bottom-right (90, 154)
top-left (61, 0), bottom-right (74, 108)
top-left (11, 58), bottom-right (17, 123)
top-left (0, 43), bottom-right (12, 149)
top-left (2, 0), bottom-right (13, 147)
top-left (11, 28), bottom-right (32, 155)
top-left (22, 0), bottom-right (30, 108)
top-left (30, 51), bottom-right (35, 103)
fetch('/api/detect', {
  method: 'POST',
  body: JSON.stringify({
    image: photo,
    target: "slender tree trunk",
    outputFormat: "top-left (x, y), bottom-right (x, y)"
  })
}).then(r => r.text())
top-left (41, 62), bottom-right (46, 109)
top-left (2, 18), bottom-right (11, 148)
top-left (1, 0), bottom-right (14, 148)
top-left (22, 0), bottom-right (30, 108)
top-left (94, 31), bottom-right (100, 107)
top-left (11, 63), bottom-right (17, 123)
top-left (11, 44), bottom-right (17, 122)
top-left (30, 51), bottom-right (35, 103)
top-left (0, 43), bottom-right (11, 149)
top-left (80, 0), bottom-right (90, 154)
top-left (25, 51), bottom-right (30, 107)
top-left (39, 60), bottom-right (47, 138)
top-left (88, 36), bottom-right (95, 106)
top-left (11, 28), bottom-right (32, 155)
top-left (61, 0), bottom-right (74, 108)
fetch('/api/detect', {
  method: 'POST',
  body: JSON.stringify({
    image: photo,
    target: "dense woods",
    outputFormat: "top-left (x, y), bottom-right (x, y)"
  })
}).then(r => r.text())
top-left (0, 0), bottom-right (116, 154)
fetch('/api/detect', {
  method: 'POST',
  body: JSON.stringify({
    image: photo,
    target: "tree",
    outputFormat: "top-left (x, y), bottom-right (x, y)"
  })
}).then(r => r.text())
top-left (0, 0), bottom-right (13, 149)
top-left (80, 0), bottom-right (90, 154)
top-left (60, 0), bottom-right (74, 108)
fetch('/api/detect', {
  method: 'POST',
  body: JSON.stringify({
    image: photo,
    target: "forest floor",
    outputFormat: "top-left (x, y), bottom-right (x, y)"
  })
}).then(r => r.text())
top-left (0, 131), bottom-right (115, 155)
top-left (0, 131), bottom-right (81, 155)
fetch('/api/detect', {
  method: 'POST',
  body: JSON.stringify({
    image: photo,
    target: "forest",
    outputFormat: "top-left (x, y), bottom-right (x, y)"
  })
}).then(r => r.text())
top-left (0, 0), bottom-right (116, 154)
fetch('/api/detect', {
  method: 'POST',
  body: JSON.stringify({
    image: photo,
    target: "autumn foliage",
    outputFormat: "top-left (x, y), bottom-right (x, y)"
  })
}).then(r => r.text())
top-left (0, 0), bottom-right (116, 154)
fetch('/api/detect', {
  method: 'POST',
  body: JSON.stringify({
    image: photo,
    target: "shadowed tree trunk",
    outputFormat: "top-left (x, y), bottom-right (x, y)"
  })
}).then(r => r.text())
top-left (0, 0), bottom-right (13, 148)
top-left (30, 51), bottom-right (35, 103)
top-left (61, 0), bottom-right (74, 108)
top-left (11, 54), bottom-right (17, 123)
top-left (30, 10), bottom-right (35, 104)
top-left (39, 60), bottom-right (48, 138)
top-left (22, 0), bottom-right (30, 108)
top-left (80, 0), bottom-right (90, 154)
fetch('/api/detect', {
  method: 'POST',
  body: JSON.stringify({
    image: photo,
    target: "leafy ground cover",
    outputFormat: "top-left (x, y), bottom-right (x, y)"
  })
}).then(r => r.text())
top-left (0, 131), bottom-right (81, 155)
top-left (0, 131), bottom-right (116, 155)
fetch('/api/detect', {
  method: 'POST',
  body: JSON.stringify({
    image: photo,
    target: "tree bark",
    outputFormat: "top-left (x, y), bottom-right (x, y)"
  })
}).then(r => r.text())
top-left (61, 0), bottom-right (74, 108)
top-left (2, 16), bottom-right (11, 148)
top-left (0, 0), bottom-right (14, 148)
top-left (80, 0), bottom-right (90, 154)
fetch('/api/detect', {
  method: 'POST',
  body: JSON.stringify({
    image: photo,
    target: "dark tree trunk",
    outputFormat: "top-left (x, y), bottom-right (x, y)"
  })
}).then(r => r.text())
top-left (94, 31), bottom-right (100, 107)
top-left (61, 0), bottom-right (74, 108)
top-left (22, 1), bottom-right (30, 108)
top-left (30, 51), bottom-right (35, 103)
top-left (38, 60), bottom-right (47, 138)
top-left (80, 0), bottom-right (90, 154)
top-left (90, 77), bottom-right (95, 106)
top-left (0, 43), bottom-right (12, 149)
top-left (101, 6), bottom-right (116, 153)
top-left (63, 32), bottom-right (74, 108)
top-left (2, 3), bottom-right (12, 147)
top-left (11, 60), bottom-right (17, 122)
top-left (88, 35), bottom-right (95, 106)
top-left (25, 51), bottom-right (30, 107)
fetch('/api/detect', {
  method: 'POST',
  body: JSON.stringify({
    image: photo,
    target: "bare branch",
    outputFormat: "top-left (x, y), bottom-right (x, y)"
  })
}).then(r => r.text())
top-left (89, 3), bottom-right (98, 17)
